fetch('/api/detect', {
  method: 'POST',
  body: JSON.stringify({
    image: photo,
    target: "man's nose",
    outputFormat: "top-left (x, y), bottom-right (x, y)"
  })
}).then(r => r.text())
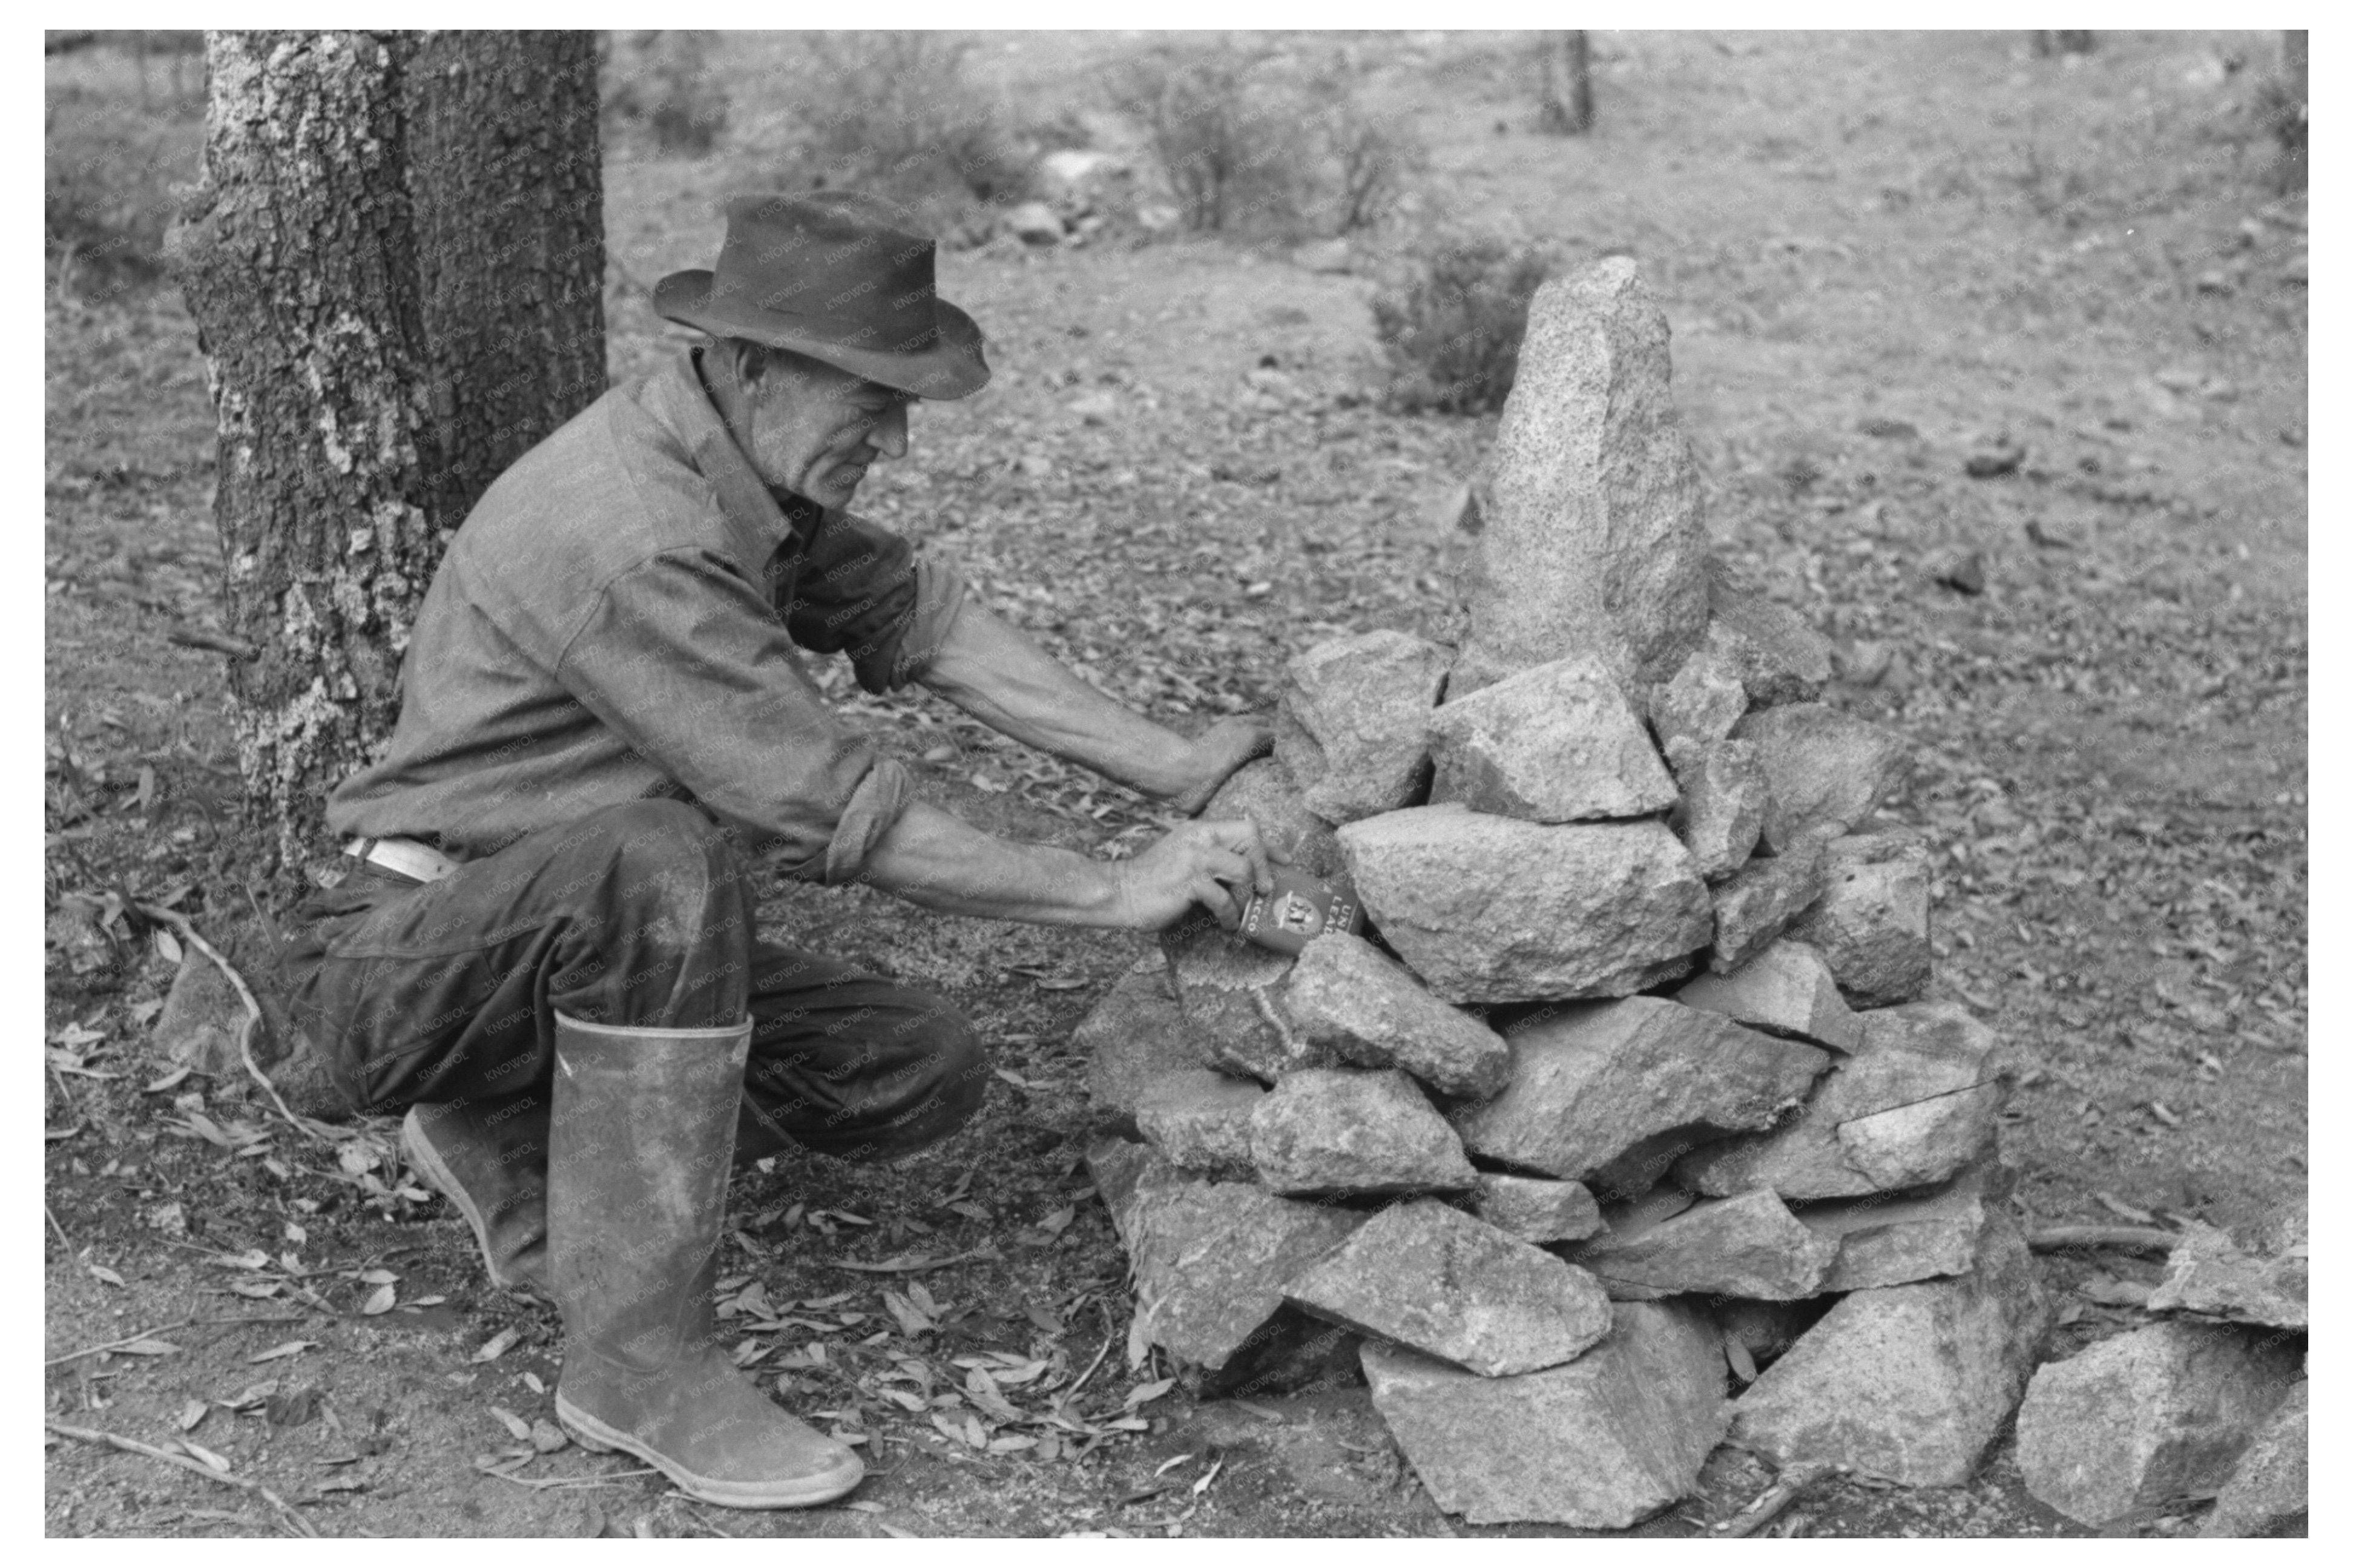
top-left (864, 403), bottom-right (909, 460)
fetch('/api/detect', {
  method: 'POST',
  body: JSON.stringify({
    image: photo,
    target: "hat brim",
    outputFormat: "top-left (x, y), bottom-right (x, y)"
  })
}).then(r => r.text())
top-left (653, 269), bottom-right (990, 401)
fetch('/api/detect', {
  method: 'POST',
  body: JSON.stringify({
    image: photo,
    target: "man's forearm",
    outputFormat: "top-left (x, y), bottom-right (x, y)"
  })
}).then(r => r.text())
top-left (856, 799), bottom-right (1128, 927)
top-left (916, 597), bottom-right (1194, 797)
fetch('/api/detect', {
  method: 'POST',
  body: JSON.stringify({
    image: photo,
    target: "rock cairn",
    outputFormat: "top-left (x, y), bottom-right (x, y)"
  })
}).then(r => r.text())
top-left (1074, 258), bottom-right (2277, 1532)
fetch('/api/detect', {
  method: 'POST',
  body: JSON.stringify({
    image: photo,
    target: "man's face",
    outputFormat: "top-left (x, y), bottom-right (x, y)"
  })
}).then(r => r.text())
top-left (738, 350), bottom-right (912, 509)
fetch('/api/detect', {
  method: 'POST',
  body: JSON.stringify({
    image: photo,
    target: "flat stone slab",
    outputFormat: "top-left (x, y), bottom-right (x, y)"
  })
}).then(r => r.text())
top-left (1456, 259), bottom-right (1712, 694)
top-left (1796, 1159), bottom-right (2012, 1293)
top-left (1363, 1300), bottom-right (1730, 1527)
top-left (1675, 939), bottom-right (1861, 1052)
top-left (2147, 1217), bottom-right (2308, 1331)
top-left (1471, 1173), bottom-right (1603, 1244)
top-left (1785, 832), bottom-right (1933, 1007)
top-left (1451, 996), bottom-right (1829, 1199)
top-left (1196, 756), bottom-right (1348, 882)
top-left (2015, 1320), bottom-right (2304, 1527)
top-left (1703, 568), bottom-right (1834, 708)
top-left (2200, 1380), bottom-right (2308, 1538)
top-left (1732, 702), bottom-right (1910, 854)
top-left (1133, 1069), bottom-right (1265, 1176)
top-left (1160, 912), bottom-right (1337, 1083)
top-left (1249, 1067), bottom-right (1476, 1196)
top-left (1275, 630), bottom-right (1451, 825)
top-left (1282, 931), bottom-right (1511, 1100)
top-left (1081, 958), bottom-right (1209, 1122)
top-left (1665, 735), bottom-right (1766, 881)
top-left (1086, 1143), bottom-right (1365, 1371)
top-left (1708, 836), bottom-right (1826, 973)
top-left (1675, 1001), bottom-right (2006, 1201)
top-left (1337, 805), bottom-right (1713, 1004)
top-left (1286, 1198), bottom-right (1613, 1377)
top-left (1426, 653), bottom-right (1677, 823)
top-left (1728, 1210), bottom-right (2050, 1486)
top-left (1565, 1187), bottom-right (1838, 1301)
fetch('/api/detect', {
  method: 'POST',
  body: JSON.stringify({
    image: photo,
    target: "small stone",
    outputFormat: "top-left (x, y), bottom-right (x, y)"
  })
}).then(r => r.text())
top-left (1085, 1136), bottom-right (1167, 1237)
top-left (1249, 1068), bottom-right (1476, 1197)
top-left (1714, 1297), bottom-right (1833, 1375)
top-left (1731, 703), bottom-right (1912, 854)
top-left (1160, 912), bottom-right (1338, 1083)
top-left (1665, 736), bottom-right (1768, 881)
top-left (1471, 1173), bottom-right (1603, 1244)
top-left (1277, 630), bottom-right (1452, 824)
top-left (1088, 1145), bottom-right (1366, 1370)
top-left (1796, 1159), bottom-right (2012, 1292)
top-left (1565, 1187), bottom-right (1838, 1301)
top-left (1197, 756), bottom-right (1347, 881)
top-left (1728, 1210), bottom-right (2049, 1486)
top-left (1003, 200), bottom-right (1065, 245)
top-left (2146, 1216), bottom-right (2308, 1331)
top-left (1926, 545), bottom-right (1989, 593)
top-left (1707, 835), bottom-right (1827, 972)
top-left (1856, 417), bottom-right (1920, 440)
top-left (1785, 832), bottom-right (1934, 1007)
top-left (530, 1418), bottom-right (570, 1454)
top-left (154, 953), bottom-right (249, 1077)
top-left (1081, 958), bottom-right (1209, 1122)
top-left (2015, 1321), bottom-right (2304, 1527)
top-left (1674, 1002), bottom-right (2006, 1201)
top-left (1450, 996), bottom-right (1829, 1199)
top-left (1426, 653), bottom-right (1677, 823)
top-left (1286, 1199), bottom-right (1613, 1376)
top-left (1291, 238), bottom-right (1354, 274)
top-left (1281, 931), bottom-right (1512, 1099)
top-left (1675, 939), bottom-right (1862, 1052)
top-left (2199, 1381), bottom-right (2308, 1538)
top-left (1363, 1301), bottom-right (1729, 1527)
top-left (1337, 805), bottom-right (1714, 1004)
top-left (1702, 567), bottom-right (1835, 707)
top-left (1133, 1070), bottom-right (1265, 1176)
top-left (1649, 644), bottom-right (1749, 752)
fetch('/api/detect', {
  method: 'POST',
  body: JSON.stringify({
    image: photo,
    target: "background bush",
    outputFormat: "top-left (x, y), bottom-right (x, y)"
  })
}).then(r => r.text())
top-left (1371, 235), bottom-right (1553, 413)
top-left (604, 31), bottom-right (731, 157)
top-left (1111, 42), bottom-right (1323, 234)
top-left (783, 33), bottom-right (1038, 222)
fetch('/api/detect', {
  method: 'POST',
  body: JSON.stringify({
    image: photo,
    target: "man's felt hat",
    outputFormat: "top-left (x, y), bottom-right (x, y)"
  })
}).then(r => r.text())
top-left (654, 191), bottom-right (990, 400)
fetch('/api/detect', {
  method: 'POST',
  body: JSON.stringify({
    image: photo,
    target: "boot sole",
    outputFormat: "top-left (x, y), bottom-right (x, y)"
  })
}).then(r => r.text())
top-left (402, 1110), bottom-right (543, 1296)
top-left (554, 1393), bottom-right (863, 1509)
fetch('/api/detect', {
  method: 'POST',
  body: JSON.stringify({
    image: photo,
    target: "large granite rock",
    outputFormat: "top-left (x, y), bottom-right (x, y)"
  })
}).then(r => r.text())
top-left (1084, 1142), bottom-right (1366, 1370)
top-left (1797, 1159), bottom-right (2012, 1293)
top-left (1784, 832), bottom-right (1933, 1007)
top-left (1081, 958), bottom-right (1209, 1122)
top-left (1282, 931), bottom-right (1510, 1100)
top-left (1676, 939), bottom-right (1861, 1052)
top-left (1196, 756), bottom-right (1347, 881)
top-left (2200, 1381), bottom-right (2308, 1538)
top-left (1274, 631), bottom-right (1451, 825)
top-left (2015, 1321), bottom-right (2304, 1527)
top-left (1337, 805), bottom-right (1713, 1004)
top-left (1707, 835), bottom-right (1827, 973)
top-left (1456, 259), bottom-right (1711, 694)
top-left (2147, 1214), bottom-right (2308, 1331)
top-left (1160, 912), bottom-right (1337, 1083)
top-left (1426, 654), bottom-right (1677, 823)
top-left (1732, 703), bottom-right (1911, 854)
top-left (1363, 1301), bottom-right (1729, 1527)
top-left (1728, 1210), bottom-right (2049, 1485)
top-left (1286, 1199), bottom-right (1613, 1377)
top-left (1133, 1070), bottom-right (1265, 1176)
top-left (1675, 1002), bottom-right (2005, 1201)
top-left (1565, 1187), bottom-right (1838, 1301)
top-left (1249, 1068), bottom-right (1476, 1196)
top-left (1703, 568), bottom-right (1835, 708)
top-left (1649, 644), bottom-right (1749, 754)
top-left (1451, 996), bottom-right (1830, 1199)
top-left (1665, 736), bottom-right (1767, 882)
top-left (1471, 1173), bottom-right (1604, 1244)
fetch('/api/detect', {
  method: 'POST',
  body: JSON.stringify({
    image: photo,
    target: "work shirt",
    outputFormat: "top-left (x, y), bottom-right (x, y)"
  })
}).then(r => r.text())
top-left (326, 347), bottom-right (966, 883)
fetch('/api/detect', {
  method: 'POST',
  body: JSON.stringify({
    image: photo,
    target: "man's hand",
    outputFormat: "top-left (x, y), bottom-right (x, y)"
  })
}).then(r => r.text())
top-left (1160, 714), bottom-right (1278, 817)
top-left (1114, 817), bottom-right (1285, 932)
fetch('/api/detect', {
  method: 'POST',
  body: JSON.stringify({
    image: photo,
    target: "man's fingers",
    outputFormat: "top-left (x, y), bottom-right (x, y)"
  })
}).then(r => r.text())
top-left (1191, 875), bottom-right (1242, 930)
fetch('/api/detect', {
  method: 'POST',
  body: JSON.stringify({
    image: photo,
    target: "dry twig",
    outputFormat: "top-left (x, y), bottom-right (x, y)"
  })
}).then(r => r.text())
top-left (47, 1313), bottom-right (305, 1368)
top-left (45, 1418), bottom-right (320, 1537)
top-left (1709, 1461), bottom-right (1842, 1537)
top-left (137, 903), bottom-right (327, 1147)
top-left (2027, 1225), bottom-right (2179, 1254)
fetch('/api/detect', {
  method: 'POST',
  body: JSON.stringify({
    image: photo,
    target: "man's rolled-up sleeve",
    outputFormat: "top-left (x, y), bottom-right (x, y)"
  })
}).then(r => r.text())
top-left (785, 510), bottom-right (969, 694)
top-left (556, 549), bottom-right (914, 884)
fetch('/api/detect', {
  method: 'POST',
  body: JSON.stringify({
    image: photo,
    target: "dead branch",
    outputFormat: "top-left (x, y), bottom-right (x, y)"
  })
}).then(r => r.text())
top-left (137, 903), bottom-right (329, 1147)
top-left (2027, 1225), bottom-right (2179, 1254)
top-left (1709, 1461), bottom-right (1842, 1537)
top-left (45, 1418), bottom-right (320, 1537)
top-left (166, 627), bottom-right (260, 661)
top-left (47, 1313), bottom-right (307, 1368)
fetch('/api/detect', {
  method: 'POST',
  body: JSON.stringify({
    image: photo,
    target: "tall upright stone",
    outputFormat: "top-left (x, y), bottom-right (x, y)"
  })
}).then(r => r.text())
top-left (1456, 259), bottom-right (1711, 695)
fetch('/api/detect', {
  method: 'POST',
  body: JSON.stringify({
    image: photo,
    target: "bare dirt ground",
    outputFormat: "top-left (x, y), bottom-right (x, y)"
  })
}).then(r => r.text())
top-left (45, 30), bottom-right (2303, 1538)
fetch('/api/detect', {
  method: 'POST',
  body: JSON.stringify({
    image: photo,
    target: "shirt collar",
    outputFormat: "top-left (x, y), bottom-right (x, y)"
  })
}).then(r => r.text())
top-left (639, 347), bottom-right (824, 580)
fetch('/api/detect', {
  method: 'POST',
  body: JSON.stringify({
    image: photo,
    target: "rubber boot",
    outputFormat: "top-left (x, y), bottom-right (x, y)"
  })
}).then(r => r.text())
top-left (545, 1011), bottom-right (863, 1509)
top-left (402, 1095), bottom-right (550, 1297)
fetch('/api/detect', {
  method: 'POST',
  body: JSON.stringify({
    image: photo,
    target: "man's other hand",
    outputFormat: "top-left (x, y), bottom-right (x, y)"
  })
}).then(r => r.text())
top-left (1163, 714), bottom-right (1277, 817)
top-left (1116, 817), bottom-right (1286, 931)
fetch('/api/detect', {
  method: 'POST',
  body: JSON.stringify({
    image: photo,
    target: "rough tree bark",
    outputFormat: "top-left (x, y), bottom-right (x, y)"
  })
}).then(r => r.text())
top-left (169, 30), bottom-right (605, 889)
top-left (1538, 31), bottom-right (1594, 136)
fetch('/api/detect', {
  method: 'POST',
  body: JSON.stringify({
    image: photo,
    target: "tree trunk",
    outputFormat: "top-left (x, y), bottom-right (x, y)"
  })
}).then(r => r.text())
top-left (169, 30), bottom-right (605, 890)
top-left (1538, 31), bottom-right (1594, 137)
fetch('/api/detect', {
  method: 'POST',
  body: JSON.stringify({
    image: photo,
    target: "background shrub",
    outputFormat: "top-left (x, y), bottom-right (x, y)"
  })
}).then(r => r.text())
top-left (604, 31), bottom-right (730, 157)
top-left (1111, 42), bottom-right (1321, 234)
top-left (1371, 235), bottom-right (1553, 413)
top-left (784, 32), bottom-right (1035, 220)
top-left (1324, 103), bottom-right (1428, 233)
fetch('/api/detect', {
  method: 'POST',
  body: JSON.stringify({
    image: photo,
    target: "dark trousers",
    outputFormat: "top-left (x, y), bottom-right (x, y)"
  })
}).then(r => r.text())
top-left (281, 800), bottom-right (989, 1165)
